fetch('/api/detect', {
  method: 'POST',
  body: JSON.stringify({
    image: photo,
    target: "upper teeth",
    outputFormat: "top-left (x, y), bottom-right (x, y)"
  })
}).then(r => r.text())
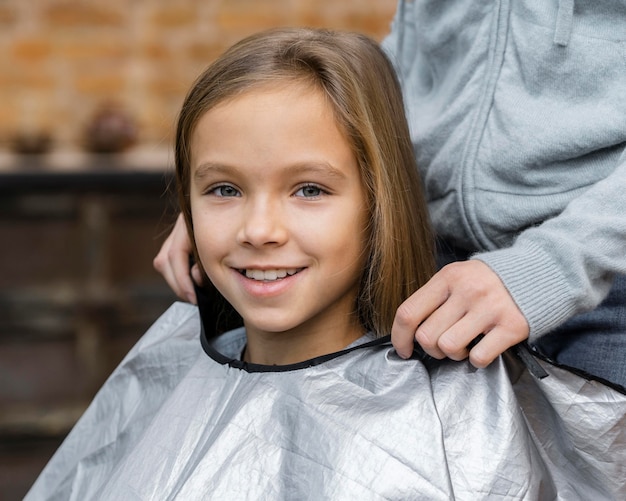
top-left (245, 269), bottom-right (298, 281)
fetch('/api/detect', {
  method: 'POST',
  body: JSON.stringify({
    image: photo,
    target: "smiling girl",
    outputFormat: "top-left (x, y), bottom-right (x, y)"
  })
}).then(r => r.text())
top-left (176, 29), bottom-right (434, 367)
top-left (27, 28), bottom-right (626, 500)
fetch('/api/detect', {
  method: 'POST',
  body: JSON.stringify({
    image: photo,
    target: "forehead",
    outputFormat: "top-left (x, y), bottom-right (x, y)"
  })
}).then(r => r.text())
top-left (201, 80), bottom-right (333, 123)
top-left (189, 82), bottom-right (355, 172)
top-left (196, 78), bottom-right (345, 137)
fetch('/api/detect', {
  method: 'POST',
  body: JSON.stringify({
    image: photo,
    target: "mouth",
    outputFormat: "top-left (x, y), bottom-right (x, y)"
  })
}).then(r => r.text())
top-left (237, 268), bottom-right (304, 282)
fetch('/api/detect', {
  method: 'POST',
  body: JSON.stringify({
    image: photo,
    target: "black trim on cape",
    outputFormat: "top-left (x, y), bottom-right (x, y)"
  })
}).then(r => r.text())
top-left (194, 282), bottom-right (398, 373)
top-left (194, 284), bottom-right (626, 392)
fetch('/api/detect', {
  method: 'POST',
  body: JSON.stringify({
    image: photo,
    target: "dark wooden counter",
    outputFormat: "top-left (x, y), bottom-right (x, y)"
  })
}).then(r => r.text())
top-left (0, 148), bottom-right (180, 498)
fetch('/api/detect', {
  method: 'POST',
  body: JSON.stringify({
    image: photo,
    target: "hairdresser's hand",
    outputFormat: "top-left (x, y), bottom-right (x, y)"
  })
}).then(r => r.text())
top-left (153, 213), bottom-right (203, 304)
top-left (392, 260), bottom-right (529, 368)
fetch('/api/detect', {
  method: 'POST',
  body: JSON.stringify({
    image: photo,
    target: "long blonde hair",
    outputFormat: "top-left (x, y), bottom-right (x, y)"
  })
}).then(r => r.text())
top-left (176, 27), bottom-right (435, 336)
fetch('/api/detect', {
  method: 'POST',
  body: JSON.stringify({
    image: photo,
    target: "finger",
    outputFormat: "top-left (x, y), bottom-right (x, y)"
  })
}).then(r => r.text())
top-left (191, 264), bottom-right (204, 286)
top-left (413, 297), bottom-right (467, 360)
top-left (153, 237), bottom-right (182, 295)
top-left (434, 312), bottom-right (493, 361)
top-left (152, 233), bottom-right (172, 276)
top-left (153, 235), bottom-right (195, 303)
top-left (468, 325), bottom-right (528, 368)
top-left (154, 253), bottom-right (186, 301)
top-left (391, 277), bottom-right (451, 359)
top-left (153, 214), bottom-right (198, 303)
top-left (170, 249), bottom-right (197, 304)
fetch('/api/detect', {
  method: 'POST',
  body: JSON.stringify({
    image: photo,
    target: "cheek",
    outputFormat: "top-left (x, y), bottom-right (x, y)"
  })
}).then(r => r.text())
top-left (191, 209), bottom-right (228, 262)
top-left (347, 203), bottom-right (371, 272)
top-left (312, 204), bottom-right (368, 270)
top-left (194, 235), bottom-right (230, 289)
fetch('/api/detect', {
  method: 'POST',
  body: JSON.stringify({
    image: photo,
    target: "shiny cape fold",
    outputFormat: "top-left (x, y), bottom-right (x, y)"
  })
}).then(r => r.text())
top-left (26, 303), bottom-right (626, 500)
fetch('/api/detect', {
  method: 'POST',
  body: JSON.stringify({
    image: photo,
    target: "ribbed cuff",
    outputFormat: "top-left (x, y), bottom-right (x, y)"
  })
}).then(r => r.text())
top-left (472, 241), bottom-right (578, 340)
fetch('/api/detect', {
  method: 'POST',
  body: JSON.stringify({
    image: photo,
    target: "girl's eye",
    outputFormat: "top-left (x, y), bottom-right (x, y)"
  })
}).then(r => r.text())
top-left (295, 185), bottom-right (324, 198)
top-left (210, 185), bottom-right (240, 197)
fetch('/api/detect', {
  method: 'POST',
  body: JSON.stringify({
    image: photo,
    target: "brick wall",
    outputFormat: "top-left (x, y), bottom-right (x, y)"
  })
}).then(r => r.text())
top-left (0, 0), bottom-right (397, 151)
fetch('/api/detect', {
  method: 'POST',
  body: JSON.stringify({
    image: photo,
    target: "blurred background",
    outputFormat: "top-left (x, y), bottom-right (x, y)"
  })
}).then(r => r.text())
top-left (0, 0), bottom-right (396, 498)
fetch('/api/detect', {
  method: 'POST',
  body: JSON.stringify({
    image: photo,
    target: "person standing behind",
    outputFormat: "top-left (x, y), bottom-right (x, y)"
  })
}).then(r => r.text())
top-left (155, 0), bottom-right (626, 388)
top-left (382, 0), bottom-right (626, 387)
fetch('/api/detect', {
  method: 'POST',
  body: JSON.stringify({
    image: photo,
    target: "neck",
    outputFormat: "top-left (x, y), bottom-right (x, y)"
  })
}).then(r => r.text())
top-left (242, 317), bottom-right (364, 365)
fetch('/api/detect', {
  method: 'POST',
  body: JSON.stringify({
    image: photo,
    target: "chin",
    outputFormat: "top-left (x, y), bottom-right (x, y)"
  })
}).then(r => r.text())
top-left (247, 323), bottom-right (297, 335)
top-left (244, 317), bottom-right (302, 335)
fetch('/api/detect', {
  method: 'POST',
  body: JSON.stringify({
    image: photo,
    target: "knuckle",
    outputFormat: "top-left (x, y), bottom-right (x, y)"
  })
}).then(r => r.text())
top-left (438, 263), bottom-right (458, 282)
top-left (470, 350), bottom-right (492, 368)
top-left (395, 303), bottom-right (416, 327)
top-left (513, 311), bottom-right (530, 331)
top-left (414, 326), bottom-right (435, 348)
top-left (497, 319), bottom-right (529, 345)
top-left (153, 254), bottom-right (164, 271)
top-left (437, 335), bottom-right (457, 354)
top-left (447, 350), bottom-right (468, 362)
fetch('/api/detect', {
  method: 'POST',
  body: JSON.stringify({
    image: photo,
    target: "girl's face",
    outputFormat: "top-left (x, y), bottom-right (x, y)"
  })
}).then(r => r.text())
top-left (189, 83), bottom-right (368, 356)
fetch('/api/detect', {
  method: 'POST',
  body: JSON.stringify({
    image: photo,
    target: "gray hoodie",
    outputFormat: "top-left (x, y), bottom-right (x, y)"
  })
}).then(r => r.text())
top-left (383, 0), bottom-right (626, 341)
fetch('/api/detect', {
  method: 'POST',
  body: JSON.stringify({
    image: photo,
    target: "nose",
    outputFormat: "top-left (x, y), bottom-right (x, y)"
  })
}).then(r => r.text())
top-left (236, 195), bottom-right (288, 248)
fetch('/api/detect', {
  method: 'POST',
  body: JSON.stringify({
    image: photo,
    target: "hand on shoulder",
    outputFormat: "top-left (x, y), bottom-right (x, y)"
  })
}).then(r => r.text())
top-left (392, 260), bottom-right (529, 368)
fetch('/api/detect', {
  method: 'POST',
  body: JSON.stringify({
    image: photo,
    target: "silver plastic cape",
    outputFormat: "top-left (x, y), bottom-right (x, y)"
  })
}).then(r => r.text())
top-left (26, 302), bottom-right (626, 500)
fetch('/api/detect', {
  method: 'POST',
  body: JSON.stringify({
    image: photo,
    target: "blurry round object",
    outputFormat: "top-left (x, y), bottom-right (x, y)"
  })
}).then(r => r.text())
top-left (85, 102), bottom-right (137, 153)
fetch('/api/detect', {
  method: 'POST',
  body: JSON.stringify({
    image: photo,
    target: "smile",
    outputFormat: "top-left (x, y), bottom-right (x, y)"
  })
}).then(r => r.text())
top-left (239, 268), bottom-right (303, 282)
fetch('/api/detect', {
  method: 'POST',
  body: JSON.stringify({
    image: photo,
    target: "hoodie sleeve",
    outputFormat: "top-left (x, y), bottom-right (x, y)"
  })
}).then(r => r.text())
top-left (474, 146), bottom-right (626, 339)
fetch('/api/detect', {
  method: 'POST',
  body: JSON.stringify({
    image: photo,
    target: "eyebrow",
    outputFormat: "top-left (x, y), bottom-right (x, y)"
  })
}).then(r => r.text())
top-left (193, 161), bottom-right (348, 181)
top-left (193, 162), bottom-right (235, 181)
